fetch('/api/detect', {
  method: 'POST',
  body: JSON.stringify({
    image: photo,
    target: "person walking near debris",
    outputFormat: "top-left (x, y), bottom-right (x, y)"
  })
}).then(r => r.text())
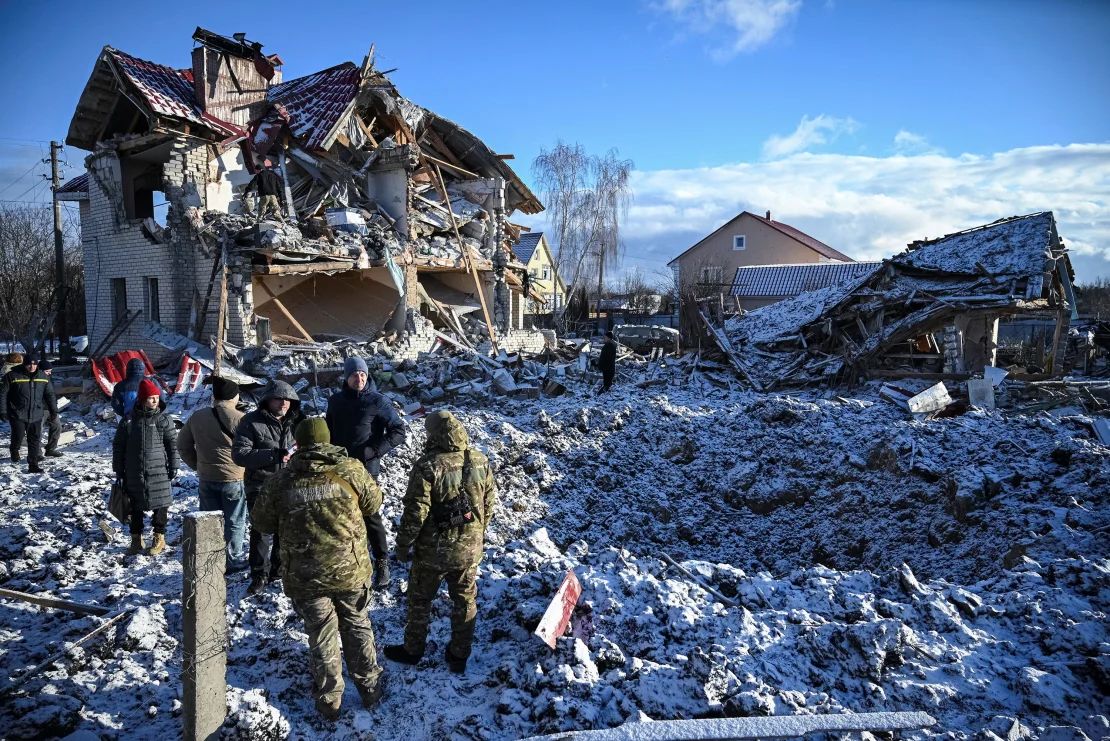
top-left (112, 379), bottom-right (178, 556)
top-left (0, 356), bottom-right (57, 473)
top-left (252, 417), bottom-right (385, 720)
top-left (40, 361), bottom-right (64, 457)
top-left (598, 330), bottom-right (618, 393)
top-left (384, 411), bottom-right (496, 674)
top-left (178, 376), bottom-right (248, 572)
top-left (326, 356), bottom-right (406, 589)
top-left (233, 380), bottom-right (304, 595)
top-left (244, 159), bottom-right (285, 221)
top-left (112, 358), bottom-right (157, 419)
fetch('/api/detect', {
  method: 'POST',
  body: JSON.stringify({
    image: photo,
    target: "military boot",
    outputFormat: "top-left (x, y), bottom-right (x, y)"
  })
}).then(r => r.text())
top-left (373, 559), bottom-right (391, 589)
top-left (128, 533), bottom-right (145, 555)
top-left (314, 697), bottom-right (342, 721)
top-left (148, 533), bottom-right (166, 556)
top-left (383, 645), bottom-right (422, 665)
top-left (445, 646), bottom-right (467, 675)
top-left (358, 682), bottom-right (383, 709)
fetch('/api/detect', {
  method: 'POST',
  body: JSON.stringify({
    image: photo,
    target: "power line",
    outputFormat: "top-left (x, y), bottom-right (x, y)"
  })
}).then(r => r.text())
top-left (0, 160), bottom-right (44, 198)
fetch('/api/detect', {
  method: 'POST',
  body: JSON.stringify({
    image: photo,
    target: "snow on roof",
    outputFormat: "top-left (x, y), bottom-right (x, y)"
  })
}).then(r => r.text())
top-left (732, 261), bottom-right (881, 298)
top-left (895, 212), bottom-right (1056, 278)
top-left (268, 62), bottom-right (361, 151)
top-left (513, 232), bottom-right (543, 264)
top-left (107, 48), bottom-right (243, 140)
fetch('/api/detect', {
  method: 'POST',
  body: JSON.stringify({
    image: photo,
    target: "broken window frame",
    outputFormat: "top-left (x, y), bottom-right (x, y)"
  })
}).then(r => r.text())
top-left (143, 277), bottom-right (161, 324)
top-left (111, 278), bottom-right (128, 324)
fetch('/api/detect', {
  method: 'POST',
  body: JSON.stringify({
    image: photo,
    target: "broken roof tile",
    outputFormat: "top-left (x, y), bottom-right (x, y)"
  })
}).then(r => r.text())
top-left (107, 48), bottom-right (244, 140)
top-left (268, 62), bottom-right (361, 151)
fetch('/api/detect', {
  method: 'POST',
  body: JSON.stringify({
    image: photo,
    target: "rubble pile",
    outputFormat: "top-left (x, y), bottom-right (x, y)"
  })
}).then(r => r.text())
top-left (721, 213), bottom-right (1076, 389)
top-left (0, 380), bottom-right (1106, 739)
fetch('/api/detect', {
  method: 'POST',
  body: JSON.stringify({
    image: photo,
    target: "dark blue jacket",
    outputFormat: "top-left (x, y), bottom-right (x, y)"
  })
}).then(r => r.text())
top-left (326, 386), bottom-right (405, 479)
top-left (111, 359), bottom-right (148, 418)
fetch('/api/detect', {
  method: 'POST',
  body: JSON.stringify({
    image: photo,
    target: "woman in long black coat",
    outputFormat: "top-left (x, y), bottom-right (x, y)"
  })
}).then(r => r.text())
top-left (113, 379), bottom-right (177, 555)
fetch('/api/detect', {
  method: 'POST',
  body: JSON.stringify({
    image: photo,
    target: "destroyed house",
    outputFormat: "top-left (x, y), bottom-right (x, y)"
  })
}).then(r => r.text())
top-left (60, 28), bottom-right (545, 363)
top-left (722, 212), bottom-right (1077, 390)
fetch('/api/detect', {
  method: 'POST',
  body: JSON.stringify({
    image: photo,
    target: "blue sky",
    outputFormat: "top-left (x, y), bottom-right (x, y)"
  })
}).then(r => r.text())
top-left (1, 0), bottom-right (1108, 282)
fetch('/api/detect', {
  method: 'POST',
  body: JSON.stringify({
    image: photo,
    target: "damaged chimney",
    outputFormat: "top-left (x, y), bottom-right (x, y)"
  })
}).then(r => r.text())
top-left (191, 27), bottom-right (275, 127)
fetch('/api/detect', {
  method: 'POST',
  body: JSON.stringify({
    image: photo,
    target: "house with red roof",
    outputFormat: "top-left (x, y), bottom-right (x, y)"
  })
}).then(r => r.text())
top-left (59, 28), bottom-right (544, 360)
top-left (667, 210), bottom-right (856, 312)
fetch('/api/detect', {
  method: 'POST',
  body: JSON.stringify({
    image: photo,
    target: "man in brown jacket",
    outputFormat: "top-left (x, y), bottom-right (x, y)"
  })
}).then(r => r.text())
top-left (178, 376), bottom-right (247, 571)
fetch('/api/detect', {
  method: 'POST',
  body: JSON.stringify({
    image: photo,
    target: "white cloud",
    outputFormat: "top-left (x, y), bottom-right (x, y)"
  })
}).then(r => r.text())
top-left (587, 143), bottom-right (1110, 282)
top-left (893, 129), bottom-right (940, 156)
top-left (656, 0), bottom-right (802, 57)
top-left (762, 114), bottom-right (859, 159)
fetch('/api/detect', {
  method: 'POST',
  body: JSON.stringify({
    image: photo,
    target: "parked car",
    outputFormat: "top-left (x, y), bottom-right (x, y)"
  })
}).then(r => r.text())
top-left (613, 325), bottom-right (680, 355)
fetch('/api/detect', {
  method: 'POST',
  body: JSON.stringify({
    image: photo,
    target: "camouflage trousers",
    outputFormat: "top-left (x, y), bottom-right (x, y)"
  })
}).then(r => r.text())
top-left (291, 580), bottom-right (383, 705)
top-left (257, 194), bottom-right (282, 220)
top-left (404, 561), bottom-right (478, 660)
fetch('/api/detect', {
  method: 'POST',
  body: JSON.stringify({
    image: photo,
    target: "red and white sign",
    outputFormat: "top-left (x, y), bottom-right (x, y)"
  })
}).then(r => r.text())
top-left (534, 569), bottom-right (582, 649)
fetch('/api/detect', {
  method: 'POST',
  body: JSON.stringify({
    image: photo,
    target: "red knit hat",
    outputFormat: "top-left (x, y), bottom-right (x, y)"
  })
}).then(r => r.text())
top-left (138, 379), bottom-right (161, 403)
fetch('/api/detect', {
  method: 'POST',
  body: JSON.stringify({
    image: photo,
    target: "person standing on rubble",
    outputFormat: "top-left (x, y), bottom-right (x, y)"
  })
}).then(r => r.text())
top-left (326, 356), bottom-right (406, 589)
top-left (598, 330), bottom-right (618, 393)
top-left (1, 355), bottom-right (57, 472)
top-left (178, 376), bottom-right (248, 572)
top-left (39, 361), bottom-right (64, 458)
top-left (232, 380), bottom-right (304, 595)
top-left (112, 358), bottom-right (158, 420)
top-left (251, 417), bottom-right (385, 720)
top-left (243, 159), bottom-right (285, 221)
top-left (113, 380), bottom-right (177, 556)
top-left (384, 410), bottom-right (496, 675)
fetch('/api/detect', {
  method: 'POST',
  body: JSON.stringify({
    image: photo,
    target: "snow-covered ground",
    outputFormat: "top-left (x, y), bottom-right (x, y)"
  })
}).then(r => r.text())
top-left (0, 376), bottom-right (1107, 740)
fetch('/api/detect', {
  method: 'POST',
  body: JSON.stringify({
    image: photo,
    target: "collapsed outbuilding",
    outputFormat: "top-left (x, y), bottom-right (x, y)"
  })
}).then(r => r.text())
top-left (60, 28), bottom-right (546, 364)
top-left (721, 212), bottom-right (1077, 389)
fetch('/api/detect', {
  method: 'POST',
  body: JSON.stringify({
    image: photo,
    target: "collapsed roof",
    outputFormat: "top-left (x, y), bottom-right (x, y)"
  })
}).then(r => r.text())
top-left (722, 212), bottom-right (1076, 389)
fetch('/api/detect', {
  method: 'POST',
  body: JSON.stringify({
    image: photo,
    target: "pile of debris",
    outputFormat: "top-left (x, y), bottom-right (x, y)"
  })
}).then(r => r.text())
top-left (719, 213), bottom-right (1076, 390)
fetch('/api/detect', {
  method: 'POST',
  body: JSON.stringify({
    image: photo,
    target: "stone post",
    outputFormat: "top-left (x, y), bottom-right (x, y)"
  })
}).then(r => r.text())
top-left (182, 512), bottom-right (227, 740)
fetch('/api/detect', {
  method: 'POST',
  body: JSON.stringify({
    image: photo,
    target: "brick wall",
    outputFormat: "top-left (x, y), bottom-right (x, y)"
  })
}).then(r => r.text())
top-left (81, 140), bottom-right (217, 359)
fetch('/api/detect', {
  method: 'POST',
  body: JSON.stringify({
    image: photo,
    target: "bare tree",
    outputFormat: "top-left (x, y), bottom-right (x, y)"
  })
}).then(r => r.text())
top-left (1075, 278), bottom-right (1110, 319)
top-left (533, 143), bottom-right (633, 329)
top-left (0, 205), bottom-right (83, 355)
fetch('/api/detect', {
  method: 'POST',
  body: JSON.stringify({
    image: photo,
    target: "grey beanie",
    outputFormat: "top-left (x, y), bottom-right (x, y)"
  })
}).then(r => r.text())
top-left (344, 356), bottom-right (368, 376)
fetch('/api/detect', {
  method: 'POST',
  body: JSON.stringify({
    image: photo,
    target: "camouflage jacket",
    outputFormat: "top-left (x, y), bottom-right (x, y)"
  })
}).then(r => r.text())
top-left (252, 443), bottom-right (383, 599)
top-left (396, 411), bottom-right (496, 570)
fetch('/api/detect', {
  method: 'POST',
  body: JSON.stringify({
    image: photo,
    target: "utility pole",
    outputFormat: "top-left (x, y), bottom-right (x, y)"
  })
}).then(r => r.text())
top-left (49, 141), bottom-right (69, 362)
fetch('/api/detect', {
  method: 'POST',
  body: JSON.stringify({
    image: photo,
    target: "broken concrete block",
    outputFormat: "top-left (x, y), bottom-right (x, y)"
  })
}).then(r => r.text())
top-left (491, 369), bottom-right (517, 394)
top-left (898, 563), bottom-right (926, 596)
top-left (968, 378), bottom-right (995, 410)
top-left (57, 430), bottom-right (78, 448)
top-left (946, 587), bottom-right (983, 619)
top-left (543, 379), bottom-right (567, 397)
top-left (907, 382), bottom-right (952, 414)
top-left (509, 386), bottom-right (541, 400)
top-left (392, 372), bottom-right (411, 388)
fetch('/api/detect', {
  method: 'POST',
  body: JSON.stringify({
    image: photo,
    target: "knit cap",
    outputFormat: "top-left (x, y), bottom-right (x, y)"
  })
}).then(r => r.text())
top-left (138, 378), bottom-right (161, 403)
top-left (210, 376), bottom-right (239, 401)
top-left (344, 356), bottom-right (368, 376)
top-left (294, 417), bottom-right (330, 447)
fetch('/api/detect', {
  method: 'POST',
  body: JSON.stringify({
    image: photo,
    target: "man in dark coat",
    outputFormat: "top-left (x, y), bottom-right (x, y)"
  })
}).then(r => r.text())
top-left (0, 355), bottom-right (57, 473)
top-left (598, 330), bottom-right (618, 393)
top-left (243, 159), bottom-right (285, 220)
top-left (326, 356), bottom-right (406, 589)
top-left (233, 380), bottom-right (304, 594)
top-left (111, 358), bottom-right (151, 419)
top-left (113, 379), bottom-right (177, 555)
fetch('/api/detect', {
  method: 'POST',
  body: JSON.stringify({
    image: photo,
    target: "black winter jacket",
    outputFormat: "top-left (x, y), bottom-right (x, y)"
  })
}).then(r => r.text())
top-left (113, 401), bottom-right (177, 511)
top-left (1, 366), bottom-right (57, 423)
top-left (231, 381), bottom-right (304, 494)
top-left (599, 339), bottom-right (617, 376)
top-left (326, 385), bottom-right (405, 478)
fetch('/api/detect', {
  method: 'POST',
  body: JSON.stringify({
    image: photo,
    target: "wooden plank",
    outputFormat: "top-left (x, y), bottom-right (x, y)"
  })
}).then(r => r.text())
top-left (660, 552), bottom-right (737, 607)
top-left (423, 153), bottom-right (479, 180)
top-left (431, 162), bottom-right (499, 354)
top-left (213, 245), bottom-right (228, 377)
top-left (253, 281), bottom-right (314, 343)
top-left (253, 260), bottom-right (357, 275)
top-left (0, 609), bottom-right (132, 698)
top-left (0, 587), bottom-right (109, 617)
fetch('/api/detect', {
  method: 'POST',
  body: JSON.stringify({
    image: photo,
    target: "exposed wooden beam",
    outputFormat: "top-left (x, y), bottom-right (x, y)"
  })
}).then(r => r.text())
top-left (254, 280), bottom-right (315, 343)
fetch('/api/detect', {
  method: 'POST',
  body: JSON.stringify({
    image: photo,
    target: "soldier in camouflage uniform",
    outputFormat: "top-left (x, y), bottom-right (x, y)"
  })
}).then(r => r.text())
top-left (251, 417), bottom-right (385, 720)
top-left (384, 410), bottom-right (496, 674)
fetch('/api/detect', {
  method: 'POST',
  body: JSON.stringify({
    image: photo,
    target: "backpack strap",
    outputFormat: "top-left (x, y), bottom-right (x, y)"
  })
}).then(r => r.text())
top-left (211, 407), bottom-right (235, 442)
top-left (323, 470), bottom-right (359, 504)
